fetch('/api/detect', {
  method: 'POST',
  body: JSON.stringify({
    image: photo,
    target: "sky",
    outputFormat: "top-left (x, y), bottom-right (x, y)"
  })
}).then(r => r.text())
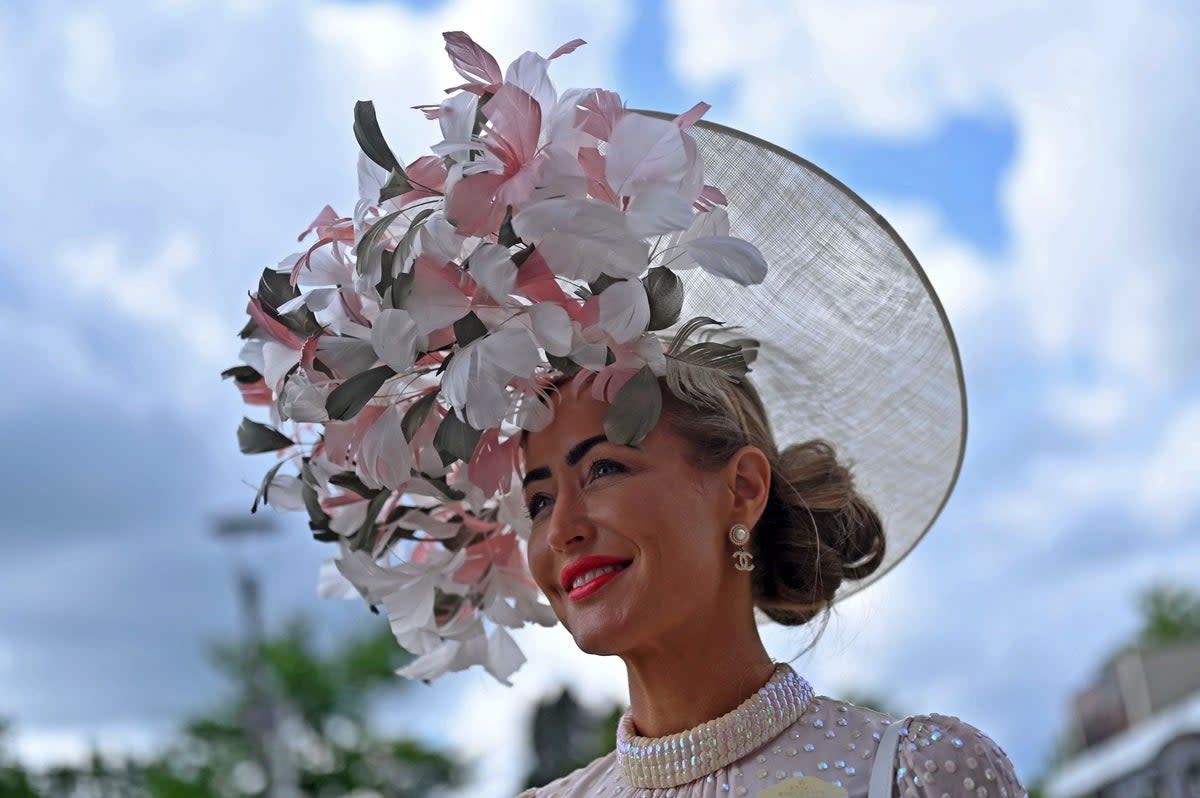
top-left (1, 0), bottom-right (1198, 796)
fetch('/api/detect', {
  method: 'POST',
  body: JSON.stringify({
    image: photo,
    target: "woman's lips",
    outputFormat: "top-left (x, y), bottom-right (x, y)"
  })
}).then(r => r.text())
top-left (567, 563), bottom-right (629, 602)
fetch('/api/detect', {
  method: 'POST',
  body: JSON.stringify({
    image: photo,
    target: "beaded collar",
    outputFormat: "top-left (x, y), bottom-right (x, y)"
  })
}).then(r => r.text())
top-left (615, 663), bottom-right (814, 788)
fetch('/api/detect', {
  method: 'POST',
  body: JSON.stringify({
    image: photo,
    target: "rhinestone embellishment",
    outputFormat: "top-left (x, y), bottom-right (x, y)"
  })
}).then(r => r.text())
top-left (615, 664), bottom-right (814, 788)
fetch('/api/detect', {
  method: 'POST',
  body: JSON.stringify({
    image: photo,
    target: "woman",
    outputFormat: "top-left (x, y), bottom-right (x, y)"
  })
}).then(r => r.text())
top-left (516, 380), bottom-right (1024, 796)
top-left (226, 30), bottom-right (1025, 798)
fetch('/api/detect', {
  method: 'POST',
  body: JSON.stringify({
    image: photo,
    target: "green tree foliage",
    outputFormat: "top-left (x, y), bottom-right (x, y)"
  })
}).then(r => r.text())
top-left (1136, 582), bottom-right (1200, 646)
top-left (522, 688), bottom-right (623, 789)
top-left (0, 721), bottom-right (40, 798)
top-left (0, 616), bottom-right (461, 797)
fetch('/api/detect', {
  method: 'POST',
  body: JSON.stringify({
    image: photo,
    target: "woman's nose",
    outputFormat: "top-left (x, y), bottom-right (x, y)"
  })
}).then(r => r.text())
top-left (545, 491), bottom-right (593, 553)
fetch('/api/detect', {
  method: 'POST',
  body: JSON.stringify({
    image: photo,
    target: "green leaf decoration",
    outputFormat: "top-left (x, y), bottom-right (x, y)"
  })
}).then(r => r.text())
top-left (312, 529), bottom-right (339, 542)
top-left (603, 365), bottom-right (662, 446)
top-left (238, 317), bottom-right (258, 339)
top-left (662, 317), bottom-right (757, 410)
top-left (546, 354), bottom-right (581, 377)
top-left (390, 271), bottom-right (415, 309)
top-left (303, 484), bottom-right (331, 529)
top-left (588, 273), bottom-right (620, 295)
top-left (511, 244), bottom-right (535, 268)
top-left (258, 267), bottom-right (300, 310)
top-left (642, 266), bottom-right (684, 331)
top-left (433, 411), bottom-right (483, 466)
top-left (453, 312), bottom-right (488, 347)
top-left (325, 364), bottom-right (396, 421)
top-left (299, 457), bottom-right (319, 488)
top-left (401, 390), bottom-right (440, 441)
top-left (329, 472), bottom-right (380, 499)
top-left (353, 100), bottom-right (400, 173)
top-left (421, 474), bottom-right (467, 501)
top-left (355, 210), bottom-right (403, 278)
top-left (392, 207), bottom-right (436, 272)
top-left (348, 490), bottom-right (392, 552)
top-left (472, 94), bottom-right (492, 137)
top-left (253, 288), bottom-right (321, 339)
top-left (378, 168), bottom-right (414, 204)
top-left (376, 247), bottom-right (397, 298)
top-left (251, 458), bottom-right (289, 513)
top-left (497, 207), bottom-right (520, 247)
top-left (237, 418), bottom-right (295, 454)
top-left (221, 365), bottom-right (262, 383)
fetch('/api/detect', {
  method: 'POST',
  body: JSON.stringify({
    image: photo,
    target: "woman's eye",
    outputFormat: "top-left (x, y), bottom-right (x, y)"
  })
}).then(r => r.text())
top-left (527, 495), bottom-right (551, 519)
top-left (590, 459), bottom-right (625, 480)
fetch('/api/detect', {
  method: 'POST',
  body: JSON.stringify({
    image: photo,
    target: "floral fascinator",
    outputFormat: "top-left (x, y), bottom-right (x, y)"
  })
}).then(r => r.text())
top-left (225, 32), bottom-right (967, 684)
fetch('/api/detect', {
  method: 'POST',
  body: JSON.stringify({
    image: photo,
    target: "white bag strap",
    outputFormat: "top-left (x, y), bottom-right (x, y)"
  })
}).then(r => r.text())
top-left (867, 717), bottom-right (909, 798)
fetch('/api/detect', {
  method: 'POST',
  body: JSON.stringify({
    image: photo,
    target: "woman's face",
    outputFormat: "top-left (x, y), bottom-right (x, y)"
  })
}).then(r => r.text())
top-left (522, 391), bottom-right (750, 657)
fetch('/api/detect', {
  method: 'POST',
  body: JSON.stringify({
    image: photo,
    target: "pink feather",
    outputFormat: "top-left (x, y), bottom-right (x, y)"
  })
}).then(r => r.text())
top-left (468, 428), bottom-right (520, 496)
top-left (246, 295), bottom-right (304, 350)
top-left (443, 31), bottom-right (503, 90)
top-left (673, 101), bottom-right (710, 129)
top-left (446, 172), bottom-right (508, 237)
top-left (548, 38), bottom-right (587, 60)
top-left (576, 89), bottom-right (625, 141)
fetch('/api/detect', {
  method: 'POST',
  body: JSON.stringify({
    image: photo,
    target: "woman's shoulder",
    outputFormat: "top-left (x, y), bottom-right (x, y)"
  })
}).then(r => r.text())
top-left (883, 711), bottom-right (1027, 797)
top-left (795, 695), bottom-right (1026, 797)
top-left (513, 749), bottom-right (618, 798)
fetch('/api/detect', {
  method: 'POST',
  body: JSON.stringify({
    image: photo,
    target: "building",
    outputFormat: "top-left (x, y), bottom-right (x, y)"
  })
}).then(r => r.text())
top-left (1046, 642), bottom-right (1200, 798)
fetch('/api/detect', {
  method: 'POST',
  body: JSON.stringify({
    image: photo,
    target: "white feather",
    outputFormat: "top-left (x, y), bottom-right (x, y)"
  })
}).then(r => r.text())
top-left (626, 183), bottom-right (696, 238)
top-left (527, 301), bottom-right (574, 356)
top-left (370, 308), bottom-right (423, 372)
top-left (468, 243), bottom-right (518, 305)
top-left (685, 236), bottom-right (769, 286)
top-left (605, 114), bottom-right (689, 197)
top-left (599, 279), bottom-right (651, 343)
top-left (513, 197), bottom-right (647, 281)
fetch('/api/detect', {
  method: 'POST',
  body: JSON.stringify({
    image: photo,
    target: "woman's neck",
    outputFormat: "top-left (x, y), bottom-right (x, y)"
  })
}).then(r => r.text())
top-left (621, 617), bottom-right (775, 738)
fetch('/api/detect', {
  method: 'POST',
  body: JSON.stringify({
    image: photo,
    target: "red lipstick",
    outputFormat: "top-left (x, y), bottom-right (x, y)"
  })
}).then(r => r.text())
top-left (560, 555), bottom-right (632, 602)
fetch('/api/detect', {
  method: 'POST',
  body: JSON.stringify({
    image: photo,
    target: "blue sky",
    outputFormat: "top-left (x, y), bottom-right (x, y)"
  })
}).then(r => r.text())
top-left (1, 1), bottom-right (1198, 796)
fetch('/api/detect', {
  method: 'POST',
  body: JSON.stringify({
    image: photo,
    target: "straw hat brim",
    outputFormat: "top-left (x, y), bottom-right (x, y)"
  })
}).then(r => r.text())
top-left (635, 110), bottom-right (968, 602)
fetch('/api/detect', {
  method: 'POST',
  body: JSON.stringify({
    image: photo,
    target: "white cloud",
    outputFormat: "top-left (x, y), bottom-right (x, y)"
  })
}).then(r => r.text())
top-left (61, 7), bottom-right (121, 109)
top-left (1044, 381), bottom-right (1132, 437)
top-left (667, 0), bottom-right (1200, 393)
top-left (58, 231), bottom-right (229, 365)
top-left (665, 0), bottom-right (1200, 778)
top-left (1138, 398), bottom-right (1200, 529)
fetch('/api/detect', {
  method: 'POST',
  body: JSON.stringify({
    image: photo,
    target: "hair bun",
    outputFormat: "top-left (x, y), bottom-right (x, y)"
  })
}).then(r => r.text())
top-left (753, 440), bottom-right (886, 626)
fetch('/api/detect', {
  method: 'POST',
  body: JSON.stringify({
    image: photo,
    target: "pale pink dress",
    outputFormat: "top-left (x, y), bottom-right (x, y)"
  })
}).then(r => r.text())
top-left (517, 664), bottom-right (1026, 798)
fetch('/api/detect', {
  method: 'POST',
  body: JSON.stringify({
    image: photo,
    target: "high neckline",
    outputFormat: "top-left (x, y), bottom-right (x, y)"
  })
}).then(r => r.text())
top-left (615, 663), bottom-right (814, 788)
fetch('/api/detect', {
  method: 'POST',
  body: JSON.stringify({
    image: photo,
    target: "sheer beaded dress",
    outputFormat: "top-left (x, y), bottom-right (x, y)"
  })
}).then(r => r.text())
top-left (517, 664), bottom-right (1026, 798)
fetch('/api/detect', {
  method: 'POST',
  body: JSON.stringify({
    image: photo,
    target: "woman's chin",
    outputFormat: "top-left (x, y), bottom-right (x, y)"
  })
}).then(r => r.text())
top-left (566, 615), bottom-right (633, 656)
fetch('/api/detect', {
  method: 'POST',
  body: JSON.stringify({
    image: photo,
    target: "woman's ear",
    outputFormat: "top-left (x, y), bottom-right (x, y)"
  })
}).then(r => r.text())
top-left (727, 445), bottom-right (771, 527)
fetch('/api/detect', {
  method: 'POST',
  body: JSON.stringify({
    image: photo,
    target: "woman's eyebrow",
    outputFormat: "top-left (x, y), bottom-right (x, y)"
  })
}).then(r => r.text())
top-left (522, 434), bottom-right (612, 489)
top-left (522, 466), bottom-right (550, 489)
top-left (565, 434), bottom-right (610, 466)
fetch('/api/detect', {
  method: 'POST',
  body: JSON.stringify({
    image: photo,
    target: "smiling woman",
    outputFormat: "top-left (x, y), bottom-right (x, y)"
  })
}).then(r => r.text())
top-left (514, 377), bottom-right (1024, 798)
top-left (225, 29), bottom-right (1025, 798)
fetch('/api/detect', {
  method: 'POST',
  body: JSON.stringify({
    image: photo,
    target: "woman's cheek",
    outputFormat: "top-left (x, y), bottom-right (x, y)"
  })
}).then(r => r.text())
top-left (526, 534), bottom-right (555, 595)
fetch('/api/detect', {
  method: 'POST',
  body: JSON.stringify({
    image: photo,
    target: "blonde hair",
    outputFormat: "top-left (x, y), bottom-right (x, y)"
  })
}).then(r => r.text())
top-left (659, 376), bottom-right (886, 627)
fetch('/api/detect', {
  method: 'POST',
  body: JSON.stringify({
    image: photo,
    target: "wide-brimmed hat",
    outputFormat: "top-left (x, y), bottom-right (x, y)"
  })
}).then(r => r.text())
top-left (224, 31), bottom-right (965, 684)
top-left (642, 110), bottom-right (966, 601)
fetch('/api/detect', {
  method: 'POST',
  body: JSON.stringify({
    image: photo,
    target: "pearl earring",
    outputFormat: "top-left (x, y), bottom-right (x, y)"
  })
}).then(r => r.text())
top-left (729, 524), bottom-right (754, 571)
